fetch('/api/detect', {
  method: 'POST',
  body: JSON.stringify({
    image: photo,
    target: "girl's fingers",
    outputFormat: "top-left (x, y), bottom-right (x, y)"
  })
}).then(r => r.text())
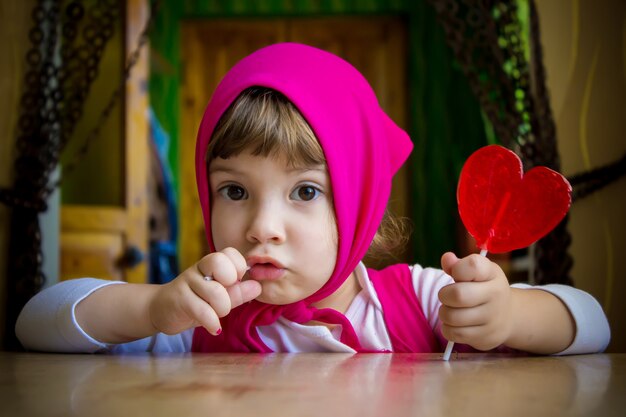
top-left (220, 247), bottom-right (248, 279)
top-left (196, 248), bottom-right (248, 286)
top-left (196, 252), bottom-right (238, 286)
top-left (440, 323), bottom-right (482, 345)
top-left (183, 295), bottom-right (222, 336)
top-left (226, 280), bottom-right (262, 309)
top-left (189, 276), bottom-right (262, 319)
top-left (439, 303), bottom-right (490, 327)
top-left (189, 278), bottom-right (232, 318)
top-left (182, 248), bottom-right (259, 334)
top-left (438, 281), bottom-right (492, 308)
top-left (440, 322), bottom-right (503, 352)
top-left (443, 253), bottom-right (496, 283)
top-left (441, 252), bottom-right (459, 275)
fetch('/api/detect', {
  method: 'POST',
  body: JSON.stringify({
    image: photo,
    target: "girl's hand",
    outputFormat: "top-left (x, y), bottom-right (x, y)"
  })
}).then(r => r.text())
top-left (438, 252), bottom-right (513, 351)
top-left (148, 247), bottom-right (262, 336)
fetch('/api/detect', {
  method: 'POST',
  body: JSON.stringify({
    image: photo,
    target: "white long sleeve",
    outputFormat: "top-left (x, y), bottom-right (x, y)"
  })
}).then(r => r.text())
top-left (15, 278), bottom-right (192, 353)
top-left (16, 278), bottom-right (124, 352)
top-left (511, 283), bottom-right (611, 354)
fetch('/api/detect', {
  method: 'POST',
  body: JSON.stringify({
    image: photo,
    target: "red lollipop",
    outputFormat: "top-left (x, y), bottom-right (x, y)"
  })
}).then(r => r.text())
top-left (443, 145), bottom-right (571, 361)
top-left (457, 145), bottom-right (572, 253)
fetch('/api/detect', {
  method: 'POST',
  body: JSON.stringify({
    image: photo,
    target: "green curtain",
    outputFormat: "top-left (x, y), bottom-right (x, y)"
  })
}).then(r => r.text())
top-left (407, 1), bottom-right (488, 266)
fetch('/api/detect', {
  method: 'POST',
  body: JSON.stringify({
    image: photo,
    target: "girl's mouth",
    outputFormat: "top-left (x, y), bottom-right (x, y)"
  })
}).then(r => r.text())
top-left (248, 262), bottom-right (285, 281)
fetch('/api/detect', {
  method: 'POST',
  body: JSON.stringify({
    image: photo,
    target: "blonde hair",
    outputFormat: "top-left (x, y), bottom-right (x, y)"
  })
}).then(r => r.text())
top-left (207, 87), bottom-right (325, 167)
top-left (207, 86), bottom-right (411, 263)
top-left (364, 209), bottom-right (412, 265)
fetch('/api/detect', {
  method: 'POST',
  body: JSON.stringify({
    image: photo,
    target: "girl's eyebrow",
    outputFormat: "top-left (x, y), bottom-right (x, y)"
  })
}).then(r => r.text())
top-left (208, 165), bottom-right (238, 174)
top-left (286, 165), bottom-right (326, 174)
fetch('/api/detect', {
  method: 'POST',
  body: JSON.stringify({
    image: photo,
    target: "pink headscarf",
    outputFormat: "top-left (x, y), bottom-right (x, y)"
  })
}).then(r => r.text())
top-left (192, 43), bottom-right (413, 352)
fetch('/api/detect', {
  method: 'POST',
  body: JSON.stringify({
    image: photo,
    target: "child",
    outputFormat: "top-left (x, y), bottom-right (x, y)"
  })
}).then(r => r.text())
top-left (16, 43), bottom-right (610, 354)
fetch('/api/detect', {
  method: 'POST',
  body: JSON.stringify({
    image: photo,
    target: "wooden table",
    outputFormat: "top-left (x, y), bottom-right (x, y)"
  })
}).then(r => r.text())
top-left (1, 352), bottom-right (624, 417)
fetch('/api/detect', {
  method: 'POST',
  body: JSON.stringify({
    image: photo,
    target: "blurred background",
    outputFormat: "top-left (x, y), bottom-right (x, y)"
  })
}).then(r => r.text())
top-left (1, 0), bottom-right (624, 351)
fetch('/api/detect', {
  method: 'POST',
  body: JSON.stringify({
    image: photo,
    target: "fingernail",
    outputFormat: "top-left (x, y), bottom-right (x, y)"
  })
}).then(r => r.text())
top-left (215, 328), bottom-right (222, 336)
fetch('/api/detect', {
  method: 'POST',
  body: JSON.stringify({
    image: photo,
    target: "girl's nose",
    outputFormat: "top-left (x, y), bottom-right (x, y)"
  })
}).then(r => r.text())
top-left (245, 202), bottom-right (286, 244)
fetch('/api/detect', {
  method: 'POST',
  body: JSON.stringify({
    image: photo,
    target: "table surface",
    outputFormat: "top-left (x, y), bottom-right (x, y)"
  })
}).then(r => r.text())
top-left (1, 352), bottom-right (624, 417)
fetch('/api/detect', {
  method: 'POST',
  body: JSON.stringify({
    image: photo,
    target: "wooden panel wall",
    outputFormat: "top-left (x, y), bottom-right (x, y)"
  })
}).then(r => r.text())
top-left (537, 0), bottom-right (626, 352)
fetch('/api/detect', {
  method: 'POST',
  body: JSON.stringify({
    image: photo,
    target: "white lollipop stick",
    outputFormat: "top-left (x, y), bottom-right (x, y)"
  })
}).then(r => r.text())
top-left (442, 248), bottom-right (488, 361)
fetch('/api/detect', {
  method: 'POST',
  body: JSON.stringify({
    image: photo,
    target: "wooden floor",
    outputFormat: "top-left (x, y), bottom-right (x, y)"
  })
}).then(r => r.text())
top-left (1, 352), bottom-right (623, 417)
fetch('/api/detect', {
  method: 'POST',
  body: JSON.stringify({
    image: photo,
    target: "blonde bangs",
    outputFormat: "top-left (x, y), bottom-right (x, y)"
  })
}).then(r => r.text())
top-left (207, 87), bottom-right (325, 167)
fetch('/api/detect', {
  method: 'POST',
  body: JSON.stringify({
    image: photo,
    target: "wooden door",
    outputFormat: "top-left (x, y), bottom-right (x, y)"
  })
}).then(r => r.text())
top-left (60, 0), bottom-right (149, 283)
top-left (180, 17), bottom-right (408, 270)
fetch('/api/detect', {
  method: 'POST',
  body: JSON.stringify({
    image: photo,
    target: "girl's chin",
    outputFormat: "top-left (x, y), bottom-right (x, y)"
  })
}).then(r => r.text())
top-left (255, 294), bottom-right (295, 305)
top-left (254, 284), bottom-right (307, 306)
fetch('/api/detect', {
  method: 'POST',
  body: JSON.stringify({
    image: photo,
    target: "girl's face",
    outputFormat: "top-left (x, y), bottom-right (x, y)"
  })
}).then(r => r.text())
top-left (209, 152), bottom-right (338, 305)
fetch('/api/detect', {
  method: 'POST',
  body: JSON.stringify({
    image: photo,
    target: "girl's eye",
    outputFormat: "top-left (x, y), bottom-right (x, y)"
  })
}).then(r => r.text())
top-left (219, 185), bottom-right (247, 200)
top-left (291, 185), bottom-right (321, 201)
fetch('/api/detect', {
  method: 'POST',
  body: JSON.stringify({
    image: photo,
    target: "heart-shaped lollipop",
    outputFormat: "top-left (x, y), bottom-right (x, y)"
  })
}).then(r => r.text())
top-left (443, 145), bottom-right (572, 361)
top-left (457, 145), bottom-right (572, 253)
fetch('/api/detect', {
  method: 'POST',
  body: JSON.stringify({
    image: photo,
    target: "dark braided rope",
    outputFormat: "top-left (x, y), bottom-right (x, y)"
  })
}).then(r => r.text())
top-left (426, 0), bottom-right (575, 284)
top-left (2, 0), bottom-right (156, 350)
top-left (569, 152), bottom-right (626, 201)
top-left (526, 0), bottom-right (573, 285)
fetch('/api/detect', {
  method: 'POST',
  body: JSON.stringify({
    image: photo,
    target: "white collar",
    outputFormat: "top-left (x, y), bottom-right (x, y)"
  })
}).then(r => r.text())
top-left (351, 261), bottom-right (383, 312)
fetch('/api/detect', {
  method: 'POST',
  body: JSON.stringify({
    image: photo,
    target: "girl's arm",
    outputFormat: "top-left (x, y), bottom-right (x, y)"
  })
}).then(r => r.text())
top-left (437, 252), bottom-right (609, 354)
top-left (75, 282), bottom-right (162, 344)
top-left (16, 248), bottom-right (261, 351)
top-left (16, 278), bottom-right (194, 353)
top-left (509, 282), bottom-right (610, 355)
top-left (75, 248), bottom-right (260, 344)
top-left (16, 278), bottom-right (127, 352)
top-left (504, 287), bottom-right (575, 354)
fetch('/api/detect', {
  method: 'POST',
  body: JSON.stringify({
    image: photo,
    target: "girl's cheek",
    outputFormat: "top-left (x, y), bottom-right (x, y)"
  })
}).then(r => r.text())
top-left (215, 217), bottom-right (245, 248)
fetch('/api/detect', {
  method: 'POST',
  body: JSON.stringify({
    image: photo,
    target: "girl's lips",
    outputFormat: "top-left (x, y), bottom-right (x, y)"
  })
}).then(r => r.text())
top-left (248, 263), bottom-right (285, 281)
